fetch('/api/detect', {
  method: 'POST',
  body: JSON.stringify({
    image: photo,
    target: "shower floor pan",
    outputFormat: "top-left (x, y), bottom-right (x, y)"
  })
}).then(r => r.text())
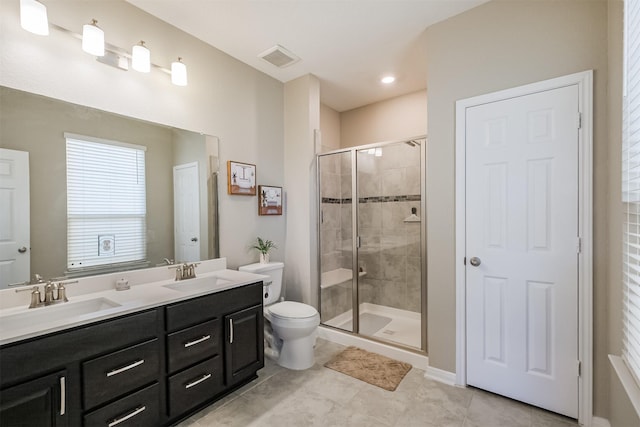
top-left (324, 303), bottom-right (421, 349)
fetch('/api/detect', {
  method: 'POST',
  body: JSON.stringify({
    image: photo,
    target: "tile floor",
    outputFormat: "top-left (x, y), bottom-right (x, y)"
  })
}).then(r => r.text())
top-left (176, 339), bottom-right (579, 427)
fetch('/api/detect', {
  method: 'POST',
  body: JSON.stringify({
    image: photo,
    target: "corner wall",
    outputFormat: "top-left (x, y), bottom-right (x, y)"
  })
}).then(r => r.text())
top-left (340, 90), bottom-right (427, 148)
top-left (284, 75), bottom-right (320, 306)
top-left (424, 0), bottom-right (609, 417)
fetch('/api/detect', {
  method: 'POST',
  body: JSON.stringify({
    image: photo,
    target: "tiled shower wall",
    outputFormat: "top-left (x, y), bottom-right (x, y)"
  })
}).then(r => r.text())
top-left (320, 142), bottom-right (422, 322)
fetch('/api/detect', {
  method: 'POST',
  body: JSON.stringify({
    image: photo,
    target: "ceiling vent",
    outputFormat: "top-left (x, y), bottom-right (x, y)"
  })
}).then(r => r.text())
top-left (258, 45), bottom-right (300, 68)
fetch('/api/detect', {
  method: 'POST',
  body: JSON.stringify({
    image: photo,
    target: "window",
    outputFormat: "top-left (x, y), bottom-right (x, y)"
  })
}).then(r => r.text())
top-left (65, 134), bottom-right (147, 272)
top-left (622, 0), bottom-right (640, 385)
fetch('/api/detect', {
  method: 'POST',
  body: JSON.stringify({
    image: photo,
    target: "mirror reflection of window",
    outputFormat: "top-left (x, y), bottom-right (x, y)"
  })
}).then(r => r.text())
top-left (65, 134), bottom-right (147, 273)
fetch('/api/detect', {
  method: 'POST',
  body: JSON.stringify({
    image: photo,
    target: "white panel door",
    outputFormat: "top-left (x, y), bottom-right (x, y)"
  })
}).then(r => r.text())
top-left (465, 85), bottom-right (579, 417)
top-left (0, 149), bottom-right (30, 288)
top-left (173, 162), bottom-right (200, 262)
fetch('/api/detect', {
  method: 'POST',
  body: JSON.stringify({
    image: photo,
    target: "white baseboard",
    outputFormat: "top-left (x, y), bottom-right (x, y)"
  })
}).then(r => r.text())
top-left (424, 366), bottom-right (457, 386)
top-left (592, 416), bottom-right (610, 427)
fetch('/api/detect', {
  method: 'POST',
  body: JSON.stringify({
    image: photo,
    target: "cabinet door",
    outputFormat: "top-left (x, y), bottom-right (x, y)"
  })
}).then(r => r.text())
top-left (0, 370), bottom-right (68, 427)
top-left (224, 304), bottom-right (264, 387)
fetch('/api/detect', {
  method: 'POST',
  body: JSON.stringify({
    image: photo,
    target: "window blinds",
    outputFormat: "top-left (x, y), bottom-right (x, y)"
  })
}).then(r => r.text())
top-left (623, 0), bottom-right (640, 385)
top-left (66, 135), bottom-right (147, 271)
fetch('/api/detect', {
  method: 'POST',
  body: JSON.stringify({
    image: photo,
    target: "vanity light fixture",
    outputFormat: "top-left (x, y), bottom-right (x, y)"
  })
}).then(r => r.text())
top-left (20, 0), bottom-right (49, 36)
top-left (132, 41), bottom-right (150, 73)
top-left (381, 75), bottom-right (396, 84)
top-left (171, 57), bottom-right (188, 86)
top-left (17, 11), bottom-right (189, 84)
top-left (82, 19), bottom-right (105, 57)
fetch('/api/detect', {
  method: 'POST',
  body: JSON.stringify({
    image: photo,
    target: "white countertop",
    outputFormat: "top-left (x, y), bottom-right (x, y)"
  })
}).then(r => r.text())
top-left (0, 259), bottom-right (267, 346)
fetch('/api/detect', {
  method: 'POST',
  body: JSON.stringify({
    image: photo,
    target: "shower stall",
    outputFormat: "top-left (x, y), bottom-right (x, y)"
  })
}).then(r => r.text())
top-left (317, 137), bottom-right (427, 353)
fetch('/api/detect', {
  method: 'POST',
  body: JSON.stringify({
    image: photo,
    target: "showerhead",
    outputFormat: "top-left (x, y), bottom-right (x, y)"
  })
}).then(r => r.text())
top-left (405, 140), bottom-right (421, 147)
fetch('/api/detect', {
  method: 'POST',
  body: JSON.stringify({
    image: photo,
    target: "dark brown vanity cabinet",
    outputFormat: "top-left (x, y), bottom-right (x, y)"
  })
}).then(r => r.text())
top-left (0, 309), bottom-right (160, 426)
top-left (0, 370), bottom-right (68, 427)
top-left (163, 281), bottom-right (264, 423)
top-left (0, 281), bottom-right (264, 426)
top-left (225, 304), bottom-right (264, 388)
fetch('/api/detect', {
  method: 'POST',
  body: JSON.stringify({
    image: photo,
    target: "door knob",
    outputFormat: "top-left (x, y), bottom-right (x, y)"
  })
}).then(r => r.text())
top-left (18, 247), bottom-right (27, 253)
top-left (191, 237), bottom-right (198, 242)
top-left (469, 257), bottom-right (481, 267)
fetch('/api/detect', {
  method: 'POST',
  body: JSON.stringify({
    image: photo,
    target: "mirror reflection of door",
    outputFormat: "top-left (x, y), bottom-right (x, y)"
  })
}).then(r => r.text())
top-left (173, 162), bottom-right (200, 262)
top-left (0, 148), bottom-right (30, 288)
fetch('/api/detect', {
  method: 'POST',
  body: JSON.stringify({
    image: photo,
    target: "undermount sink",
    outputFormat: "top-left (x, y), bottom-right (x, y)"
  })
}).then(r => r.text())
top-left (0, 298), bottom-right (121, 331)
top-left (163, 276), bottom-right (233, 293)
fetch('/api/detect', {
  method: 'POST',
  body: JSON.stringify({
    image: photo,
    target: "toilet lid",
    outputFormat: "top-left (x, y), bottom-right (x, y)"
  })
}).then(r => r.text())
top-left (267, 301), bottom-right (317, 319)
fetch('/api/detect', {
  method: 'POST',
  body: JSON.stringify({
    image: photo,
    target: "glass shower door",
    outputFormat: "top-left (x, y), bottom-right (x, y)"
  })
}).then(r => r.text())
top-left (356, 141), bottom-right (423, 349)
top-left (318, 151), bottom-right (354, 332)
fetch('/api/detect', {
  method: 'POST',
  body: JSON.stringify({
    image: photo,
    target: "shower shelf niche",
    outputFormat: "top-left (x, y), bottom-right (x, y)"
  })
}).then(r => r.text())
top-left (320, 268), bottom-right (367, 289)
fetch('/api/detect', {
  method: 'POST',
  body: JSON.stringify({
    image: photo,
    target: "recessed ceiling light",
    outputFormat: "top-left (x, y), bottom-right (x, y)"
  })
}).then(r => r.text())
top-left (381, 76), bottom-right (396, 84)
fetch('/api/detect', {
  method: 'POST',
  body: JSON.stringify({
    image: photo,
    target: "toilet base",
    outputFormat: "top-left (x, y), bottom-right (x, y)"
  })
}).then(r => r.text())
top-left (277, 334), bottom-right (316, 370)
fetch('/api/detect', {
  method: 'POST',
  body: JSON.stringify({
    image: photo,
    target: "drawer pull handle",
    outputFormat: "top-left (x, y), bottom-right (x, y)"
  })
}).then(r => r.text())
top-left (185, 373), bottom-right (212, 389)
top-left (229, 319), bottom-right (234, 344)
top-left (107, 405), bottom-right (146, 427)
top-left (106, 359), bottom-right (145, 377)
top-left (59, 376), bottom-right (66, 416)
top-left (184, 335), bottom-right (211, 348)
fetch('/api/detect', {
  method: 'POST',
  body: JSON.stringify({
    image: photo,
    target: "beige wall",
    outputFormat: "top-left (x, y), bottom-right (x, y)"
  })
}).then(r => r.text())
top-left (320, 103), bottom-right (341, 151)
top-left (340, 90), bottom-right (427, 148)
top-left (0, 87), bottom-right (175, 278)
top-left (284, 75), bottom-right (320, 306)
top-left (424, 0), bottom-right (609, 418)
top-left (0, 0), bottom-right (284, 270)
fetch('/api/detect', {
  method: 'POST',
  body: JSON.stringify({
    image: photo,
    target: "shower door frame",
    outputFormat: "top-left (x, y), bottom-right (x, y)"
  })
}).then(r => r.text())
top-left (316, 135), bottom-right (428, 354)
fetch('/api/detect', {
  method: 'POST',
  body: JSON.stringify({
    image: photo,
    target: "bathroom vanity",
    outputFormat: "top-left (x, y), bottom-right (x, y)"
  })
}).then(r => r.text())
top-left (0, 260), bottom-right (265, 426)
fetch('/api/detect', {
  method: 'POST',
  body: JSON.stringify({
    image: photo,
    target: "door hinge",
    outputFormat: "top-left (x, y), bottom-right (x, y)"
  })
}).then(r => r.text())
top-left (577, 237), bottom-right (582, 254)
top-left (463, 257), bottom-right (467, 266)
top-left (356, 236), bottom-right (361, 248)
top-left (577, 112), bottom-right (582, 129)
top-left (577, 360), bottom-right (582, 377)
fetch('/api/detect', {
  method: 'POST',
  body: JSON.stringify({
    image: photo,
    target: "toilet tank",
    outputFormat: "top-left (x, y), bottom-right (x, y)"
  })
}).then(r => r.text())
top-left (238, 262), bottom-right (284, 305)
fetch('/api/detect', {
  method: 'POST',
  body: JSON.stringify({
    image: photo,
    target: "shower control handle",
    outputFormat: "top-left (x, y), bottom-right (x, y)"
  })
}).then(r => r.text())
top-left (469, 257), bottom-right (481, 267)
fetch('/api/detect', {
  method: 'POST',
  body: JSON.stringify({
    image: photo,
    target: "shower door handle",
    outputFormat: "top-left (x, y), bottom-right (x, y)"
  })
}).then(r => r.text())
top-left (469, 257), bottom-right (481, 267)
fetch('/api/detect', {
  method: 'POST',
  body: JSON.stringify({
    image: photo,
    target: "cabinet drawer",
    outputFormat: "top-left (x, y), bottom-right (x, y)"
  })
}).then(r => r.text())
top-left (168, 355), bottom-right (223, 418)
top-left (165, 282), bottom-right (262, 332)
top-left (83, 339), bottom-right (160, 410)
top-left (83, 383), bottom-right (159, 427)
top-left (167, 319), bottom-right (220, 373)
top-left (0, 309), bottom-right (158, 387)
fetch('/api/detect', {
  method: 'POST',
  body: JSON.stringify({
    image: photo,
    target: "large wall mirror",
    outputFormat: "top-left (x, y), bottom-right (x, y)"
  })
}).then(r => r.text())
top-left (0, 86), bottom-right (220, 288)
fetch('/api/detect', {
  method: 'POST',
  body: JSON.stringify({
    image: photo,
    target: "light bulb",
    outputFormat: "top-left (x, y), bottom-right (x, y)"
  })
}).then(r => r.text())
top-left (171, 58), bottom-right (188, 86)
top-left (381, 76), bottom-right (396, 84)
top-left (82, 19), bottom-right (105, 57)
top-left (132, 41), bottom-right (150, 73)
top-left (20, 0), bottom-right (49, 36)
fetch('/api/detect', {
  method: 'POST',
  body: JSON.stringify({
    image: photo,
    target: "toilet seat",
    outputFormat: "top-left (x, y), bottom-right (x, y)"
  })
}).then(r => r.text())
top-left (267, 301), bottom-right (318, 320)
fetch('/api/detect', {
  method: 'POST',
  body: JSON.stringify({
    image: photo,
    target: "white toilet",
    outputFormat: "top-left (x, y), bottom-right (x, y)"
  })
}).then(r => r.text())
top-left (238, 262), bottom-right (320, 370)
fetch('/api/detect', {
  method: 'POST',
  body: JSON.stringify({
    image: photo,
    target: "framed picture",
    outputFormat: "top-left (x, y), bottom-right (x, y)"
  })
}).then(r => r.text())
top-left (227, 161), bottom-right (256, 195)
top-left (258, 185), bottom-right (283, 215)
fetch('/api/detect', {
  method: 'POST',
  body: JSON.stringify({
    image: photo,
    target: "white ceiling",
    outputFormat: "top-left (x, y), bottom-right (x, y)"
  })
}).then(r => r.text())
top-left (127, 0), bottom-right (487, 112)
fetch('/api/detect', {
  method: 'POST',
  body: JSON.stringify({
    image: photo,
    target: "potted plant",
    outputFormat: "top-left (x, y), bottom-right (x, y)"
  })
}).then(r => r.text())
top-left (252, 237), bottom-right (277, 263)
